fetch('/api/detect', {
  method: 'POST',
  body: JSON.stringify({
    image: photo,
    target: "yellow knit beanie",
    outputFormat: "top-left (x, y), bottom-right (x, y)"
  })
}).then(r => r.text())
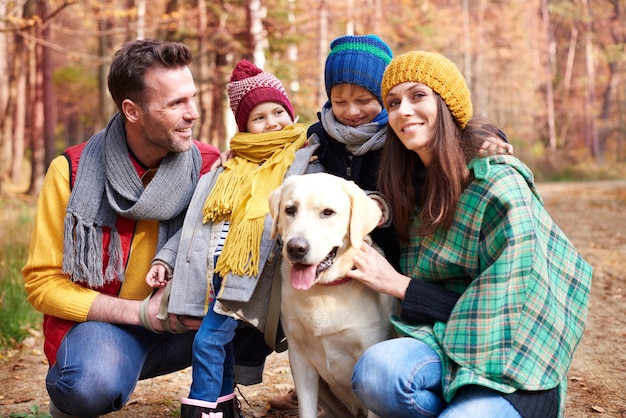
top-left (381, 51), bottom-right (473, 129)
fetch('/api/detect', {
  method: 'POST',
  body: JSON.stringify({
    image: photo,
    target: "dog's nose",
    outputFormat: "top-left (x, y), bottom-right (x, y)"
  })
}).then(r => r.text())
top-left (286, 237), bottom-right (309, 260)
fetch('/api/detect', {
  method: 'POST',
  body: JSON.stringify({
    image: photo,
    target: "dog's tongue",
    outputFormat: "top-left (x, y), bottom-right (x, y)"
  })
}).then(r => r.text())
top-left (290, 263), bottom-right (317, 290)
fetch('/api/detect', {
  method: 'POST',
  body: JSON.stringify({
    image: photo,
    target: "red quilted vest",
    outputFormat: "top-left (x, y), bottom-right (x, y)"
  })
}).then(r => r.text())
top-left (43, 140), bottom-right (218, 365)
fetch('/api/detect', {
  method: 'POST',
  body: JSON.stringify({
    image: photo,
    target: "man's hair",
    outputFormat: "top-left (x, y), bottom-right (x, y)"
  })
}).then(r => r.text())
top-left (107, 38), bottom-right (192, 112)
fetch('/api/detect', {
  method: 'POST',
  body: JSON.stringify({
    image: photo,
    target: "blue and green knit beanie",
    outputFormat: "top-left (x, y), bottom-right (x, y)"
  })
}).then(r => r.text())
top-left (324, 34), bottom-right (393, 105)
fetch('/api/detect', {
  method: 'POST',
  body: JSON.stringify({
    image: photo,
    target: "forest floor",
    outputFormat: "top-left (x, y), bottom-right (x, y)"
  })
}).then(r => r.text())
top-left (1, 180), bottom-right (625, 418)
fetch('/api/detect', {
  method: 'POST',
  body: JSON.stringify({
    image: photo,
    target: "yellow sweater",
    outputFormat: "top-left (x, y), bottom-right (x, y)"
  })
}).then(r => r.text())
top-left (22, 155), bottom-right (158, 322)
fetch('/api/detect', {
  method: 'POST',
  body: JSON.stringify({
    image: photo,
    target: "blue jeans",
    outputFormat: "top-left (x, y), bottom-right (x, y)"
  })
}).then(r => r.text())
top-left (188, 275), bottom-right (239, 401)
top-left (351, 337), bottom-right (522, 418)
top-left (46, 321), bottom-right (195, 417)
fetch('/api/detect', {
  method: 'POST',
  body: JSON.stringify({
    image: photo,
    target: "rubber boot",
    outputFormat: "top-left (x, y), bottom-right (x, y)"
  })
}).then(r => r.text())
top-left (181, 394), bottom-right (243, 418)
top-left (180, 397), bottom-right (220, 418)
top-left (217, 399), bottom-right (242, 418)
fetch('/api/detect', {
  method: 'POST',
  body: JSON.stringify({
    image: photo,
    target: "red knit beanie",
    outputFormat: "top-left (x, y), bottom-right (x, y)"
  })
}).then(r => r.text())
top-left (227, 60), bottom-right (295, 132)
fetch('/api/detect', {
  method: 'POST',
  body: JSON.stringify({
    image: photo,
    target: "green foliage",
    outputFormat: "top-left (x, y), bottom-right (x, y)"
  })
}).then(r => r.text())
top-left (9, 404), bottom-right (52, 418)
top-left (0, 198), bottom-right (41, 349)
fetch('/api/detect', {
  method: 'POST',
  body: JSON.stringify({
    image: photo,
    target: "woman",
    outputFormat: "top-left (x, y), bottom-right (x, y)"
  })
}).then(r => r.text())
top-left (346, 51), bottom-right (593, 418)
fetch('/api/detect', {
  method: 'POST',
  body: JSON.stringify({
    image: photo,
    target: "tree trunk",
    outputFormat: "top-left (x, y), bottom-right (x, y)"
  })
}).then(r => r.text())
top-left (248, 0), bottom-right (266, 67)
top-left (136, 0), bottom-right (146, 39)
top-left (558, 26), bottom-right (578, 146)
top-left (472, 0), bottom-right (485, 112)
top-left (40, 0), bottom-right (56, 168)
top-left (346, 0), bottom-right (354, 35)
top-left (96, 8), bottom-right (114, 131)
top-left (316, 0), bottom-right (328, 109)
top-left (597, 2), bottom-right (626, 162)
top-left (582, 0), bottom-right (601, 161)
top-left (541, 0), bottom-right (557, 150)
top-left (0, 0), bottom-right (7, 127)
top-left (0, 0), bottom-right (9, 192)
top-left (3, 5), bottom-right (26, 188)
top-left (598, 61), bottom-right (618, 158)
top-left (211, 52), bottom-right (227, 150)
top-left (28, 8), bottom-right (45, 196)
top-left (196, 0), bottom-right (218, 147)
top-left (462, 0), bottom-right (471, 89)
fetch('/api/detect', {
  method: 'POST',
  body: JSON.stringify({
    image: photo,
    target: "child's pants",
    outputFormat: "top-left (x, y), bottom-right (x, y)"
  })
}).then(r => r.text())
top-left (188, 274), bottom-right (238, 401)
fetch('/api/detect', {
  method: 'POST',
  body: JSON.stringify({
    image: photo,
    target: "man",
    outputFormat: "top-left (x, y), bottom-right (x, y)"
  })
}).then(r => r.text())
top-left (22, 38), bottom-right (220, 417)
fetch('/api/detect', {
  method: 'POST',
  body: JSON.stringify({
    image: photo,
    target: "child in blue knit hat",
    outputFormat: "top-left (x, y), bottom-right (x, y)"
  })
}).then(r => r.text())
top-left (268, 34), bottom-right (400, 412)
top-left (310, 34), bottom-right (401, 268)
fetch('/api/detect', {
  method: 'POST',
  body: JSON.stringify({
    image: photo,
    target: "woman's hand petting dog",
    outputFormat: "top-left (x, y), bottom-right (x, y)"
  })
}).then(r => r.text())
top-left (347, 242), bottom-right (411, 300)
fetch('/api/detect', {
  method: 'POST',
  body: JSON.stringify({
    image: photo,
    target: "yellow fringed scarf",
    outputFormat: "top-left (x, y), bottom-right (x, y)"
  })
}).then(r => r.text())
top-left (203, 123), bottom-right (308, 277)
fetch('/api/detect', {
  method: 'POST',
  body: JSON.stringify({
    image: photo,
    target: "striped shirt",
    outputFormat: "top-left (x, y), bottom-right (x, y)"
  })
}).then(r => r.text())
top-left (213, 222), bottom-right (230, 265)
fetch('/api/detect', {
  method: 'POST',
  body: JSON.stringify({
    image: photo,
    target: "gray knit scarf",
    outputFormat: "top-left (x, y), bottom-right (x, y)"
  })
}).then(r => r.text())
top-left (320, 104), bottom-right (388, 156)
top-left (62, 112), bottom-right (202, 287)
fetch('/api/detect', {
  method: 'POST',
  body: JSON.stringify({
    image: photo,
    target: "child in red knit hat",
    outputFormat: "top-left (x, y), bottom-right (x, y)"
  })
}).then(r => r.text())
top-left (227, 59), bottom-right (295, 133)
top-left (145, 59), bottom-right (322, 418)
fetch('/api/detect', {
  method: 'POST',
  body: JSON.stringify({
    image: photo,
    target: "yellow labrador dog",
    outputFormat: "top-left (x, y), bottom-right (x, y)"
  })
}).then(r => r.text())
top-left (269, 173), bottom-right (394, 418)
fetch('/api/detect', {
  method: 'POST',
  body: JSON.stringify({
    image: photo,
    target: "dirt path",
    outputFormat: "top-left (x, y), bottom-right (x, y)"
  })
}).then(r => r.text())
top-left (1, 180), bottom-right (625, 418)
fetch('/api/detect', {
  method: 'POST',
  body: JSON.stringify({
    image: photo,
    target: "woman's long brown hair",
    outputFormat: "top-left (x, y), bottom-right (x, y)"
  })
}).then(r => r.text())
top-left (378, 95), bottom-right (493, 244)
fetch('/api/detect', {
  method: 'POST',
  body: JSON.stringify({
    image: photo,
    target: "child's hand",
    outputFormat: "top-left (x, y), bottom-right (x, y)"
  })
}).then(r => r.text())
top-left (145, 264), bottom-right (169, 288)
top-left (367, 192), bottom-right (391, 227)
top-left (480, 135), bottom-right (513, 156)
top-left (210, 150), bottom-right (235, 170)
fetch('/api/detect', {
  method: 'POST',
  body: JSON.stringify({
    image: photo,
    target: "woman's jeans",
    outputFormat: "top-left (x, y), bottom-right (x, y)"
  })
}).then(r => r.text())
top-left (351, 337), bottom-right (522, 418)
top-left (46, 321), bottom-right (195, 417)
top-left (188, 274), bottom-right (238, 401)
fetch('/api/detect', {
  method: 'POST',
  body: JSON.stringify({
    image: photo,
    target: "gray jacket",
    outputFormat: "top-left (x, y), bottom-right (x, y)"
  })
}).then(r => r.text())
top-left (156, 137), bottom-right (322, 334)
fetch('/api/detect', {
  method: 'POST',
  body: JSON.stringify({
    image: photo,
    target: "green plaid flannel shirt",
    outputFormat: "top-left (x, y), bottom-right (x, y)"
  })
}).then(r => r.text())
top-left (392, 155), bottom-right (592, 417)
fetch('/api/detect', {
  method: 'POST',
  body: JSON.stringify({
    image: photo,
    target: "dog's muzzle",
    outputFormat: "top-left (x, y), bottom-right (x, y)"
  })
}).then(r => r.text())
top-left (286, 237), bottom-right (338, 278)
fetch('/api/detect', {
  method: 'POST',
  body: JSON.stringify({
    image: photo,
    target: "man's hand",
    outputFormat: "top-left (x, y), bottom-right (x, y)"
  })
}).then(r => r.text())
top-left (88, 289), bottom-right (201, 332)
top-left (145, 286), bottom-right (202, 332)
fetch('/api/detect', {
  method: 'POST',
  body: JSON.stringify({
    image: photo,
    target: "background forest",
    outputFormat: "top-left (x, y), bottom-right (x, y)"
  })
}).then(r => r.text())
top-left (1, 0), bottom-right (625, 197)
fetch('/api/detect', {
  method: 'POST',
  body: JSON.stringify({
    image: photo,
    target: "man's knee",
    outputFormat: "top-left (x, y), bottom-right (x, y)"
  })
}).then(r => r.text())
top-left (47, 363), bottom-right (132, 416)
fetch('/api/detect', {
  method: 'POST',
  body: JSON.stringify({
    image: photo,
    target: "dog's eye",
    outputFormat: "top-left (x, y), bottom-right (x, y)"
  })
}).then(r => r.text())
top-left (285, 205), bottom-right (296, 216)
top-left (321, 209), bottom-right (335, 217)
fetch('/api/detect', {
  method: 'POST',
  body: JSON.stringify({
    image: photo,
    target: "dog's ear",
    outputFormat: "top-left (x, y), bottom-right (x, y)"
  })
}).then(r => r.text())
top-left (268, 184), bottom-right (283, 239)
top-left (345, 181), bottom-right (382, 249)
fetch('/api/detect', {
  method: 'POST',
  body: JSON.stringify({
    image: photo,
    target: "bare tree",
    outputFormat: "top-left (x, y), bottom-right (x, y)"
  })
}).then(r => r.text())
top-left (97, 3), bottom-right (116, 131)
top-left (0, 0), bottom-right (7, 131)
top-left (316, 0), bottom-right (328, 110)
top-left (595, 0), bottom-right (626, 162)
top-left (8, 33), bottom-right (28, 187)
top-left (0, 0), bottom-right (10, 192)
top-left (136, 0), bottom-right (146, 39)
top-left (27, 0), bottom-right (45, 196)
top-left (248, 0), bottom-right (266, 67)
top-left (0, 0), bottom-right (27, 191)
top-left (558, 26), bottom-right (578, 146)
top-left (40, 1), bottom-right (56, 168)
top-left (196, 0), bottom-right (211, 145)
top-left (541, 0), bottom-right (557, 150)
top-left (582, 0), bottom-right (601, 160)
